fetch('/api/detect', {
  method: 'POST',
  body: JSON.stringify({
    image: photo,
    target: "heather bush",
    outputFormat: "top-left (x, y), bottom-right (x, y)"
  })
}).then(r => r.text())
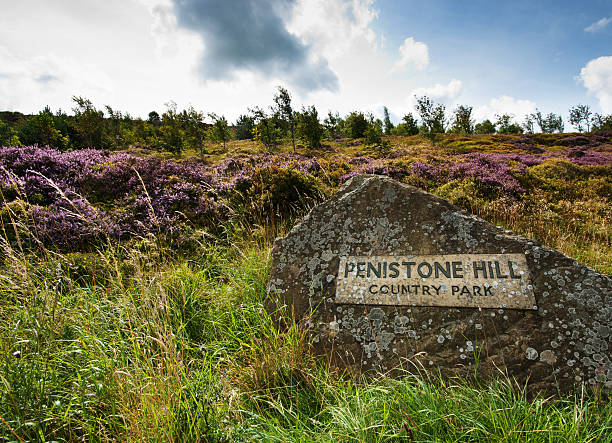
top-left (0, 146), bottom-right (226, 249)
top-left (529, 158), bottom-right (582, 181)
top-left (0, 137), bottom-right (609, 259)
top-left (411, 153), bottom-right (527, 198)
top-left (435, 179), bottom-right (480, 207)
top-left (227, 165), bottom-right (323, 219)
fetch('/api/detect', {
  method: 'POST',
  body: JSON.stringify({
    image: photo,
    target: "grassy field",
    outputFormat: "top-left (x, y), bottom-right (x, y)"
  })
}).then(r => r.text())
top-left (0, 133), bottom-right (611, 441)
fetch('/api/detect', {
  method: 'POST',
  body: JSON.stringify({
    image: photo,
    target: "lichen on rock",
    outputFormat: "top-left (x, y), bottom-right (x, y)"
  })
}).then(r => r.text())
top-left (267, 175), bottom-right (612, 395)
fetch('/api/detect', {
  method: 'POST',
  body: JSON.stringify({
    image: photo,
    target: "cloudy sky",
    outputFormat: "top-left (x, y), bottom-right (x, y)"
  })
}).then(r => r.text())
top-left (1, 0), bottom-right (611, 127)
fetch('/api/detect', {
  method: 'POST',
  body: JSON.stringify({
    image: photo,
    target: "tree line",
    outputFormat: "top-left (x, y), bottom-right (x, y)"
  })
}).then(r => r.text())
top-left (1, 88), bottom-right (611, 154)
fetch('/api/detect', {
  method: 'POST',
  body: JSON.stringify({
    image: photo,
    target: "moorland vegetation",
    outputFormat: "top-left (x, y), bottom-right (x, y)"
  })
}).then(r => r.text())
top-left (0, 89), bottom-right (610, 440)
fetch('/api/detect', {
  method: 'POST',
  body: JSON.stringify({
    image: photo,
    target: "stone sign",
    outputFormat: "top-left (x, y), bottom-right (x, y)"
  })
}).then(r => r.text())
top-left (336, 254), bottom-right (535, 309)
top-left (267, 175), bottom-right (612, 394)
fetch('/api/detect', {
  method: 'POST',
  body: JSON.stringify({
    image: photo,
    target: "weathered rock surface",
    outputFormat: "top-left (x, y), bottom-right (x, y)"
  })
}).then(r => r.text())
top-left (267, 175), bottom-right (612, 394)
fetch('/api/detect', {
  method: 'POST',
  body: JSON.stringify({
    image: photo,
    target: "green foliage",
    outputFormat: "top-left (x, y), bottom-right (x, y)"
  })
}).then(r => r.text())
top-left (72, 96), bottom-right (108, 149)
top-left (160, 101), bottom-right (184, 154)
top-left (364, 113), bottom-right (383, 145)
top-left (345, 111), bottom-right (367, 139)
top-left (392, 113), bottom-right (420, 136)
top-left (451, 105), bottom-right (474, 134)
top-left (0, 119), bottom-right (21, 146)
top-left (527, 158), bottom-right (583, 199)
top-left (415, 95), bottom-right (446, 144)
top-left (130, 117), bottom-right (159, 147)
top-left (273, 86), bottom-right (296, 152)
top-left (569, 104), bottom-right (592, 133)
top-left (251, 107), bottom-right (282, 149)
top-left (147, 111), bottom-right (161, 125)
top-left (495, 114), bottom-right (523, 134)
top-left (531, 110), bottom-right (564, 133)
top-left (323, 111), bottom-right (344, 138)
top-left (104, 105), bottom-right (121, 149)
top-left (522, 114), bottom-right (535, 134)
top-left (229, 166), bottom-right (323, 218)
top-left (235, 114), bottom-right (255, 140)
top-left (592, 113), bottom-right (612, 131)
top-left (207, 113), bottom-right (232, 149)
top-left (436, 179), bottom-right (481, 207)
top-left (383, 106), bottom-right (394, 134)
top-left (17, 107), bottom-right (70, 149)
top-left (296, 105), bottom-right (323, 149)
top-left (180, 106), bottom-right (207, 154)
top-left (475, 119), bottom-right (496, 134)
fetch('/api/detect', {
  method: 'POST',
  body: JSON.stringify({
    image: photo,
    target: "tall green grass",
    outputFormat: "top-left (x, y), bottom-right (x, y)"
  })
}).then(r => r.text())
top-left (0, 225), bottom-right (609, 441)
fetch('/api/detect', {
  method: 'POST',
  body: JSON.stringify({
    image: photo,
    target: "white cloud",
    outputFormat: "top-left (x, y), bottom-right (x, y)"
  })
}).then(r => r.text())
top-left (0, 0), bottom-right (458, 124)
top-left (411, 79), bottom-right (462, 103)
top-left (473, 95), bottom-right (537, 122)
top-left (0, 46), bottom-right (114, 113)
top-left (395, 79), bottom-right (462, 118)
top-left (580, 56), bottom-right (612, 113)
top-left (585, 17), bottom-right (612, 33)
top-left (393, 37), bottom-right (429, 71)
top-left (288, 0), bottom-right (379, 60)
top-left (288, 0), bottom-right (429, 117)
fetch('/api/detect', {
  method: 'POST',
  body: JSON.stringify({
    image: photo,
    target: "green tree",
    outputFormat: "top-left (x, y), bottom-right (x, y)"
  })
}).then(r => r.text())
top-left (207, 113), bottom-right (232, 149)
top-left (0, 120), bottom-right (20, 146)
top-left (495, 114), bottom-right (523, 134)
top-left (235, 114), bottom-right (255, 140)
top-left (323, 111), bottom-right (343, 138)
top-left (105, 105), bottom-right (124, 149)
top-left (18, 107), bottom-right (69, 149)
top-left (392, 113), bottom-right (419, 136)
top-left (451, 105), bottom-right (474, 134)
top-left (131, 118), bottom-right (158, 148)
top-left (181, 107), bottom-right (207, 154)
top-left (415, 96), bottom-right (446, 144)
top-left (72, 96), bottom-right (106, 149)
top-left (364, 113), bottom-right (383, 145)
top-left (568, 105), bottom-right (592, 133)
top-left (52, 108), bottom-right (72, 141)
top-left (148, 111), bottom-right (161, 125)
top-left (345, 112), bottom-right (368, 139)
top-left (160, 101), bottom-right (184, 154)
top-left (474, 119), bottom-right (496, 134)
top-left (592, 113), bottom-right (612, 131)
top-left (296, 105), bottom-right (323, 149)
top-left (531, 110), bottom-right (564, 133)
top-left (251, 107), bottom-right (281, 149)
top-left (522, 114), bottom-right (535, 134)
top-left (383, 106), bottom-right (394, 135)
top-left (273, 86), bottom-right (296, 152)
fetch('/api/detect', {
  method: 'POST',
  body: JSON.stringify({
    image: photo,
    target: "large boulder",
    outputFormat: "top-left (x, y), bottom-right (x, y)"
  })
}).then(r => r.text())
top-left (267, 175), bottom-right (612, 394)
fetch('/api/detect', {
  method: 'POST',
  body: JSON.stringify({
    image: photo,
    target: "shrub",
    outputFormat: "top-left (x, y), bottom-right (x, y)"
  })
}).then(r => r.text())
top-left (297, 106), bottom-right (323, 149)
top-left (364, 122), bottom-right (383, 145)
top-left (235, 114), bottom-right (255, 140)
top-left (475, 119), bottom-right (496, 134)
top-left (345, 112), bottom-right (367, 139)
top-left (231, 166), bottom-right (323, 219)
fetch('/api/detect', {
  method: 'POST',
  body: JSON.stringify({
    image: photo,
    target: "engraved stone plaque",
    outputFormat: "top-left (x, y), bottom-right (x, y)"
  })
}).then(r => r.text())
top-left (336, 254), bottom-right (536, 309)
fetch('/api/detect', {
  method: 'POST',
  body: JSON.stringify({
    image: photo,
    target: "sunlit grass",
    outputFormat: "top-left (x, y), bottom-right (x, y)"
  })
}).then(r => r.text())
top-left (0, 231), bottom-right (609, 441)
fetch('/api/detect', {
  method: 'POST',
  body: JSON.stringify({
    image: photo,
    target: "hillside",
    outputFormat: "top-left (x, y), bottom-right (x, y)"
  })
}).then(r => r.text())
top-left (0, 133), bottom-right (610, 440)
